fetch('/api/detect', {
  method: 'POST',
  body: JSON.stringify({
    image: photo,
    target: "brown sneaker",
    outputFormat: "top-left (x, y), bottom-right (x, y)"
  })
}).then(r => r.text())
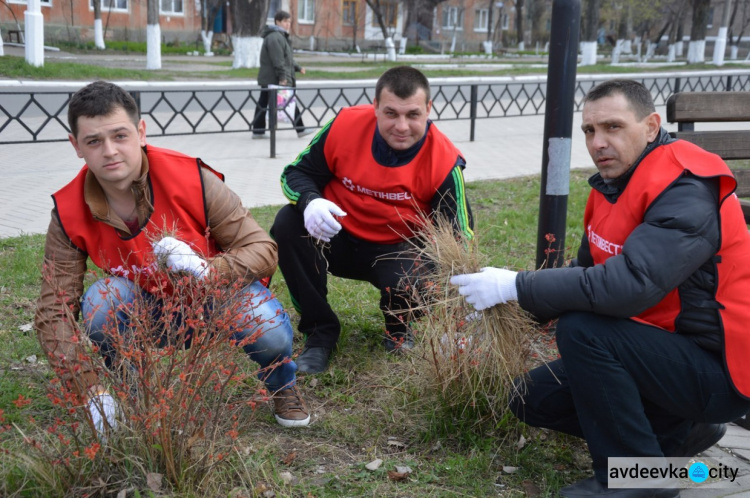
top-left (272, 386), bottom-right (311, 427)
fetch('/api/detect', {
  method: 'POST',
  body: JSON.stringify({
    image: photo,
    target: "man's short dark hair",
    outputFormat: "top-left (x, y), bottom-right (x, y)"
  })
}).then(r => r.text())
top-left (375, 66), bottom-right (431, 103)
top-left (67, 81), bottom-right (140, 138)
top-left (274, 10), bottom-right (291, 23)
top-left (583, 79), bottom-right (655, 120)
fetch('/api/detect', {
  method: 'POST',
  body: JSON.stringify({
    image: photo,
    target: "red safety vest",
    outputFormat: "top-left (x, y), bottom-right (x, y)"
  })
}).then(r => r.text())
top-left (584, 140), bottom-right (750, 398)
top-left (322, 105), bottom-right (463, 244)
top-left (53, 146), bottom-right (223, 291)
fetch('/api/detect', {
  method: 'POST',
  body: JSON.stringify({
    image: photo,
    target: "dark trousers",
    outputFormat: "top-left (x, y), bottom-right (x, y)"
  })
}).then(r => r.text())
top-left (253, 85), bottom-right (305, 135)
top-left (271, 204), bottom-right (426, 350)
top-left (509, 311), bottom-right (750, 484)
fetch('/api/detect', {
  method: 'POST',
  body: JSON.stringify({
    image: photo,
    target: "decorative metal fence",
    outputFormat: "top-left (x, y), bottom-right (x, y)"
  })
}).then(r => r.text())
top-left (2, 70), bottom-right (750, 157)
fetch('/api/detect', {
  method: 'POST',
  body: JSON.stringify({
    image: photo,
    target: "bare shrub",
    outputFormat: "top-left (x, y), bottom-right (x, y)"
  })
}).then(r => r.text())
top-left (16, 260), bottom-right (279, 495)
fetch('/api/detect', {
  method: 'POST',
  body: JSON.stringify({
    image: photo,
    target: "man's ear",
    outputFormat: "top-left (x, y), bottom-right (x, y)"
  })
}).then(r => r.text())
top-left (426, 99), bottom-right (433, 115)
top-left (373, 98), bottom-right (379, 112)
top-left (138, 119), bottom-right (147, 147)
top-left (68, 134), bottom-right (84, 159)
top-left (645, 111), bottom-right (661, 142)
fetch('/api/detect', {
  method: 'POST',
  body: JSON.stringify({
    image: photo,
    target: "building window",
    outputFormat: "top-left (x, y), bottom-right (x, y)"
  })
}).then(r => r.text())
top-left (299, 0), bottom-right (315, 23)
top-left (371, 1), bottom-right (398, 28)
top-left (160, 0), bottom-right (183, 14)
top-left (474, 8), bottom-right (488, 32)
top-left (89, 0), bottom-right (128, 11)
top-left (343, 0), bottom-right (357, 25)
top-left (501, 12), bottom-right (509, 30)
top-left (706, 6), bottom-right (714, 28)
top-left (442, 6), bottom-right (463, 30)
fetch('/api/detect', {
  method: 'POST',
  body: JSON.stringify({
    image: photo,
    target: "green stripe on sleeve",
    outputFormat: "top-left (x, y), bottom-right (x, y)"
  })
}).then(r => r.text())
top-left (451, 166), bottom-right (474, 240)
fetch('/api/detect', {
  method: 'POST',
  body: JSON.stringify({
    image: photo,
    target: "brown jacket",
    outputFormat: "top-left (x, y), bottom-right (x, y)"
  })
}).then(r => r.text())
top-left (34, 149), bottom-right (278, 396)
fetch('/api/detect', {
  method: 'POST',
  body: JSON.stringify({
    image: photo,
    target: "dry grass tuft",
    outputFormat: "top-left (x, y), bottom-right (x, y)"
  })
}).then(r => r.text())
top-left (404, 215), bottom-right (537, 424)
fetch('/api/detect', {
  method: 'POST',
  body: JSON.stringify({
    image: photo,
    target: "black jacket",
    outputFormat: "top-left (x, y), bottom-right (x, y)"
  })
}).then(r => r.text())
top-left (516, 129), bottom-right (723, 350)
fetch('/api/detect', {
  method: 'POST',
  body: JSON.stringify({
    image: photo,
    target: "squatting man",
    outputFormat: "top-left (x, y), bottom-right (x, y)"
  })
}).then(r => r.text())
top-left (452, 79), bottom-right (750, 497)
top-left (271, 65), bottom-right (474, 374)
top-left (34, 81), bottom-right (311, 436)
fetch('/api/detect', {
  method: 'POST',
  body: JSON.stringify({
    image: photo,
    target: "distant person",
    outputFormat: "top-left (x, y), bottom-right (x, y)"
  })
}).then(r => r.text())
top-left (451, 79), bottom-right (750, 497)
top-left (35, 81), bottom-right (310, 437)
top-left (253, 10), bottom-right (311, 139)
top-left (271, 66), bottom-right (474, 374)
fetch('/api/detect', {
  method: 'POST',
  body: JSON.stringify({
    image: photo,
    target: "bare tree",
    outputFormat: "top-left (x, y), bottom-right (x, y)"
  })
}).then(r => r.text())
top-left (93, 0), bottom-right (105, 49)
top-left (364, 0), bottom-right (397, 59)
top-left (687, 0), bottom-right (710, 62)
top-left (200, 0), bottom-right (225, 54)
top-left (581, 0), bottom-right (602, 65)
top-left (146, 0), bottom-right (161, 69)
top-left (728, 0), bottom-right (750, 59)
top-left (513, 0), bottom-right (524, 49)
top-left (230, 0), bottom-right (270, 68)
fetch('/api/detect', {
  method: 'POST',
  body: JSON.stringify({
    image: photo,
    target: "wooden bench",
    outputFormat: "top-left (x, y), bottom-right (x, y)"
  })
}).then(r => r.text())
top-left (666, 91), bottom-right (750, 223)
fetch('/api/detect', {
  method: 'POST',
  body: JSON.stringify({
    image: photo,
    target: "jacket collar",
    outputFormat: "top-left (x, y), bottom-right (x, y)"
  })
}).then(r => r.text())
top-left (588, 127), bottom-right (675, 201)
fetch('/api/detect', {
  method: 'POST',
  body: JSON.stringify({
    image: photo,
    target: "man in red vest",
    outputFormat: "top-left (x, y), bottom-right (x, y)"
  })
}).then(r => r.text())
top-left (272, 66), bottom-right (474, 374)
top-left (452, 79), bottom-right (750, 497)
top-left (35, 81), bottom-right (310, 436)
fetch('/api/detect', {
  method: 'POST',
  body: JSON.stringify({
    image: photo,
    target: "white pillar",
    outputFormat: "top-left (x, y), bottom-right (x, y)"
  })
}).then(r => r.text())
top-left (712, 26), bottom-right (728, 66)
top-left (25, 0), bottom-right (44, 67)
top-left (94, 19), bottom-right (105, 49)
top-left (580, 41), bottom-right (597, 66)
top-left (146, 23), bottom-right (161, 69)
top-left (385, 36), bottom-right (396, 61)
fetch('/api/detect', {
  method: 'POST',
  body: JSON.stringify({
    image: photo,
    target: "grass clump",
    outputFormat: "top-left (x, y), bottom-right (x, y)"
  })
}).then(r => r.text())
top-left (405, 216), bottom-right (536, 426)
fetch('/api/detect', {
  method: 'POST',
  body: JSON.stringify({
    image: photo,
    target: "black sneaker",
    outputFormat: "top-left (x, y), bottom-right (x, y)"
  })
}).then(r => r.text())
top-left (295, 346), bottom-right (331, 374)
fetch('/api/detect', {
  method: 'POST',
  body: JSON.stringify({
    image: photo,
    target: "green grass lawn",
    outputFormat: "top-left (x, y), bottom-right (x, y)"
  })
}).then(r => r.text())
top-left (2, 48), bottom-right (749, 81)
top-left (0, 171), bottom-right (596, 497)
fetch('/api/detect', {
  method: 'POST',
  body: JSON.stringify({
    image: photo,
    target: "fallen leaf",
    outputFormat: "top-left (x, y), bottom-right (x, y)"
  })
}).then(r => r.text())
top-left (24, 355), bottom-right (37, 364)
top-left (282, 451), bottom-right (297, 465)
top-left (18, 323), bottom-right (33, 333)
top-left (146, 472), bottom-right (162, 492)
top-left (387, 470), bottom-right (409, 482)
top-left (309, 378), bottom-right (319, 388)
top-left (522, 479), bottom-right (542, 497)
top-left (517, 434), bottom-right (526, 450)
top-left (502, 465), bottom-right (519, 474)
top-left (279, 471), bottom-right (294, 485)
top-left (365, 458), bottom-right (383, 471)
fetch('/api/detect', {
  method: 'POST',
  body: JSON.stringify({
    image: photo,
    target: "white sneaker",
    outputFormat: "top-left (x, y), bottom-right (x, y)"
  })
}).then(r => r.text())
top-left (297, 129), bottom-right (315, 138)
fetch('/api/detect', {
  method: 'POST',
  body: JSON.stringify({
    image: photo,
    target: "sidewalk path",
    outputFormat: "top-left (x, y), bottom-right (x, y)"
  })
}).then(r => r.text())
top-left (0, 111), bottom-right (596, 238)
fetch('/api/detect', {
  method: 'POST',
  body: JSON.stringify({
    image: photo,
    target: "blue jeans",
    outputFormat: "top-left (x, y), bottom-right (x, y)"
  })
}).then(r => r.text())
top-left (81, 277), bottom-right (297, 392)
top-left (509, 311), bottom-right (750, 484)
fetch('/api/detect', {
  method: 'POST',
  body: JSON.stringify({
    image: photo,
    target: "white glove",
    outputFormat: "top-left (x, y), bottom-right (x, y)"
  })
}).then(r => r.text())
top-left (152, 236), bottom-right (209, 279)
top-left (450, 267), bottom-right (519, 311)
top-left (303, 198), bottom-right (347, 242)
top-left (87, 392), bottom-right (118, 437)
